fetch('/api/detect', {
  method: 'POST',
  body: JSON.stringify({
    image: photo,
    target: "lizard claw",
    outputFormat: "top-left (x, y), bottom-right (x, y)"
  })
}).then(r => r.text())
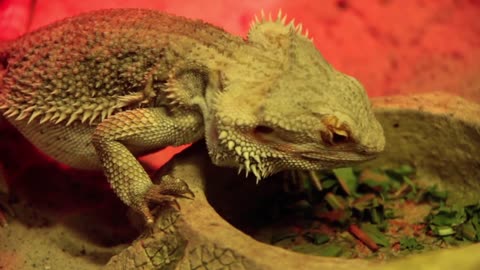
top-left (140, 175), bottom-right (194, 226)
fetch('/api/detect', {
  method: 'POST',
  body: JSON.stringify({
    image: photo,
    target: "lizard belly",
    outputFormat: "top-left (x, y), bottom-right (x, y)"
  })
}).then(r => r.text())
top-left (6, 118), bottom-right (101, 170)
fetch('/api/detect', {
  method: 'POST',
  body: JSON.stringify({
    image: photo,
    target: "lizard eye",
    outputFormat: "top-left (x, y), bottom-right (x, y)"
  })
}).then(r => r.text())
top-left (321, 130), bottom-right (350, 146)
top-left (332, 131), bottom-right (349, 144)
top-left (253, 125), bottom-right (276, 142)
top-left (254, 125), bottom-right (274, 135)
top-left (321, 115), bottom-right (352, 146)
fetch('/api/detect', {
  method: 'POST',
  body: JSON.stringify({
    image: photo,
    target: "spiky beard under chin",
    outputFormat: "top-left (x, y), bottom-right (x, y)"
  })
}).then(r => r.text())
top-left (215, 139), bottom-right (279, 183)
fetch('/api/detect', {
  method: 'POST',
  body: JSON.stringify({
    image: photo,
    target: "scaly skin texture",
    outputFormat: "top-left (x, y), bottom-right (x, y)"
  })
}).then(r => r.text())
top-left (0, 9), bottom-right (385, 224)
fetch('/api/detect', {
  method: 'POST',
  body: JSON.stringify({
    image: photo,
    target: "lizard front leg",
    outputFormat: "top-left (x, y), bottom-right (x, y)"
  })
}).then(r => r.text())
top-left (91, 107), bottom-right (203, 225)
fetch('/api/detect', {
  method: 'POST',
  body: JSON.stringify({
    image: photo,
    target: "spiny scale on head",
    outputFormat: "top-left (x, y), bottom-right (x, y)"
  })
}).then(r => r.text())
top-left (249, 8), bottom-right (313, 42)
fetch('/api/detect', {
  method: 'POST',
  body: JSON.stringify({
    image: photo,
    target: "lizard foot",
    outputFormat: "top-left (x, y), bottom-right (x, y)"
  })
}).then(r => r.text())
top-left (140, 175), bottom-right (194, 226)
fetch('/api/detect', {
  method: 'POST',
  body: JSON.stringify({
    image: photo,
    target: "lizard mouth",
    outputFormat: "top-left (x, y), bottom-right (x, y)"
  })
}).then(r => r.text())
top-left (212, 118), bottom-right (379, 182)
top-left (299, 150), bottom-right (378, 162)
top-left (215, 131), bottom-right (351, 182)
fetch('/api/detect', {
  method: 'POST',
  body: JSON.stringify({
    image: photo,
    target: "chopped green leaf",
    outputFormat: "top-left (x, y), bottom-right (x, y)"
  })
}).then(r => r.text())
top-left (321, 178), bottom-right (339, 190)
top-left (425, 185), bottom-right (448, 201)
top-left (303, 232), bottom-right (330, 245)
top-left (402, 176), bottom-right (417, 194)
top-left (471, 215), bottom-right (480, 238)
top-left (390, 183), bottom-right (413, 199)
top-left (459, 221), bottom-right (477, 241)
top-left (333, 167), bottom-right (358, 196)
top-left (440, 236), bottom-right (459, 245)
top-left (351, 193), bottom-right (377, 211)
top-left (369, 206), bottom-right (384, 225)
top-left (399, 237), bottom-right (424, 251)
top-left (389, 165), bottom-right (415, 176)
top-left (432, 226), bottom-right (455, 236)
top-left (360, 223), bottom-right (390, 247)
top-left (325, 192), bottom-right (346, 210)
top-left (359, 169), bottom-right (392, 191)
top-left (315, 244), bottom-right (344, 257)
top-left (428, 206), bottom-right (467, 227)
top-left (384, 208), bottom-right (396, 219)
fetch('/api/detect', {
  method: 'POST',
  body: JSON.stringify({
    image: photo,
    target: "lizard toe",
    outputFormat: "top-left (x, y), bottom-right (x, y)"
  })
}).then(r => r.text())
top-left (150, 175), bottom-right (195, 199)
top-left (138, 175), bottom-right (194, 226)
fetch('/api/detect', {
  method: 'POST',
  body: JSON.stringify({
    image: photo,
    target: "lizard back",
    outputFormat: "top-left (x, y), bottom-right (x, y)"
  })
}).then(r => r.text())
top-left (0, 9), bottom-right (240, 125)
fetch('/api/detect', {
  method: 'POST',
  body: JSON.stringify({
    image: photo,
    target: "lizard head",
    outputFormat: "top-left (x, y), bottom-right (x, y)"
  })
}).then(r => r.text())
top-left (204, 11), bottom-right (385, 181)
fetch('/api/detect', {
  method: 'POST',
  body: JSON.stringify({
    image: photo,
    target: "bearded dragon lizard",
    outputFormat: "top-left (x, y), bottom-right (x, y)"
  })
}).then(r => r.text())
top-left (0, 9), bottom-right (385, 225)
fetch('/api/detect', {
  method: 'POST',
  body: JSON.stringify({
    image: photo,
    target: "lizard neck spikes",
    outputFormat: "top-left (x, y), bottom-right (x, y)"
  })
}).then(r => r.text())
top-left (249, 9), bottom-right (313, 42)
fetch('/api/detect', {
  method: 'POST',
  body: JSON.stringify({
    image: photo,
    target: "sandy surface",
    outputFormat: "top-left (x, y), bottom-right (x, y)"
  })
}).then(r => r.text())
top-left (0, 119), bottom-right (137, 270)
